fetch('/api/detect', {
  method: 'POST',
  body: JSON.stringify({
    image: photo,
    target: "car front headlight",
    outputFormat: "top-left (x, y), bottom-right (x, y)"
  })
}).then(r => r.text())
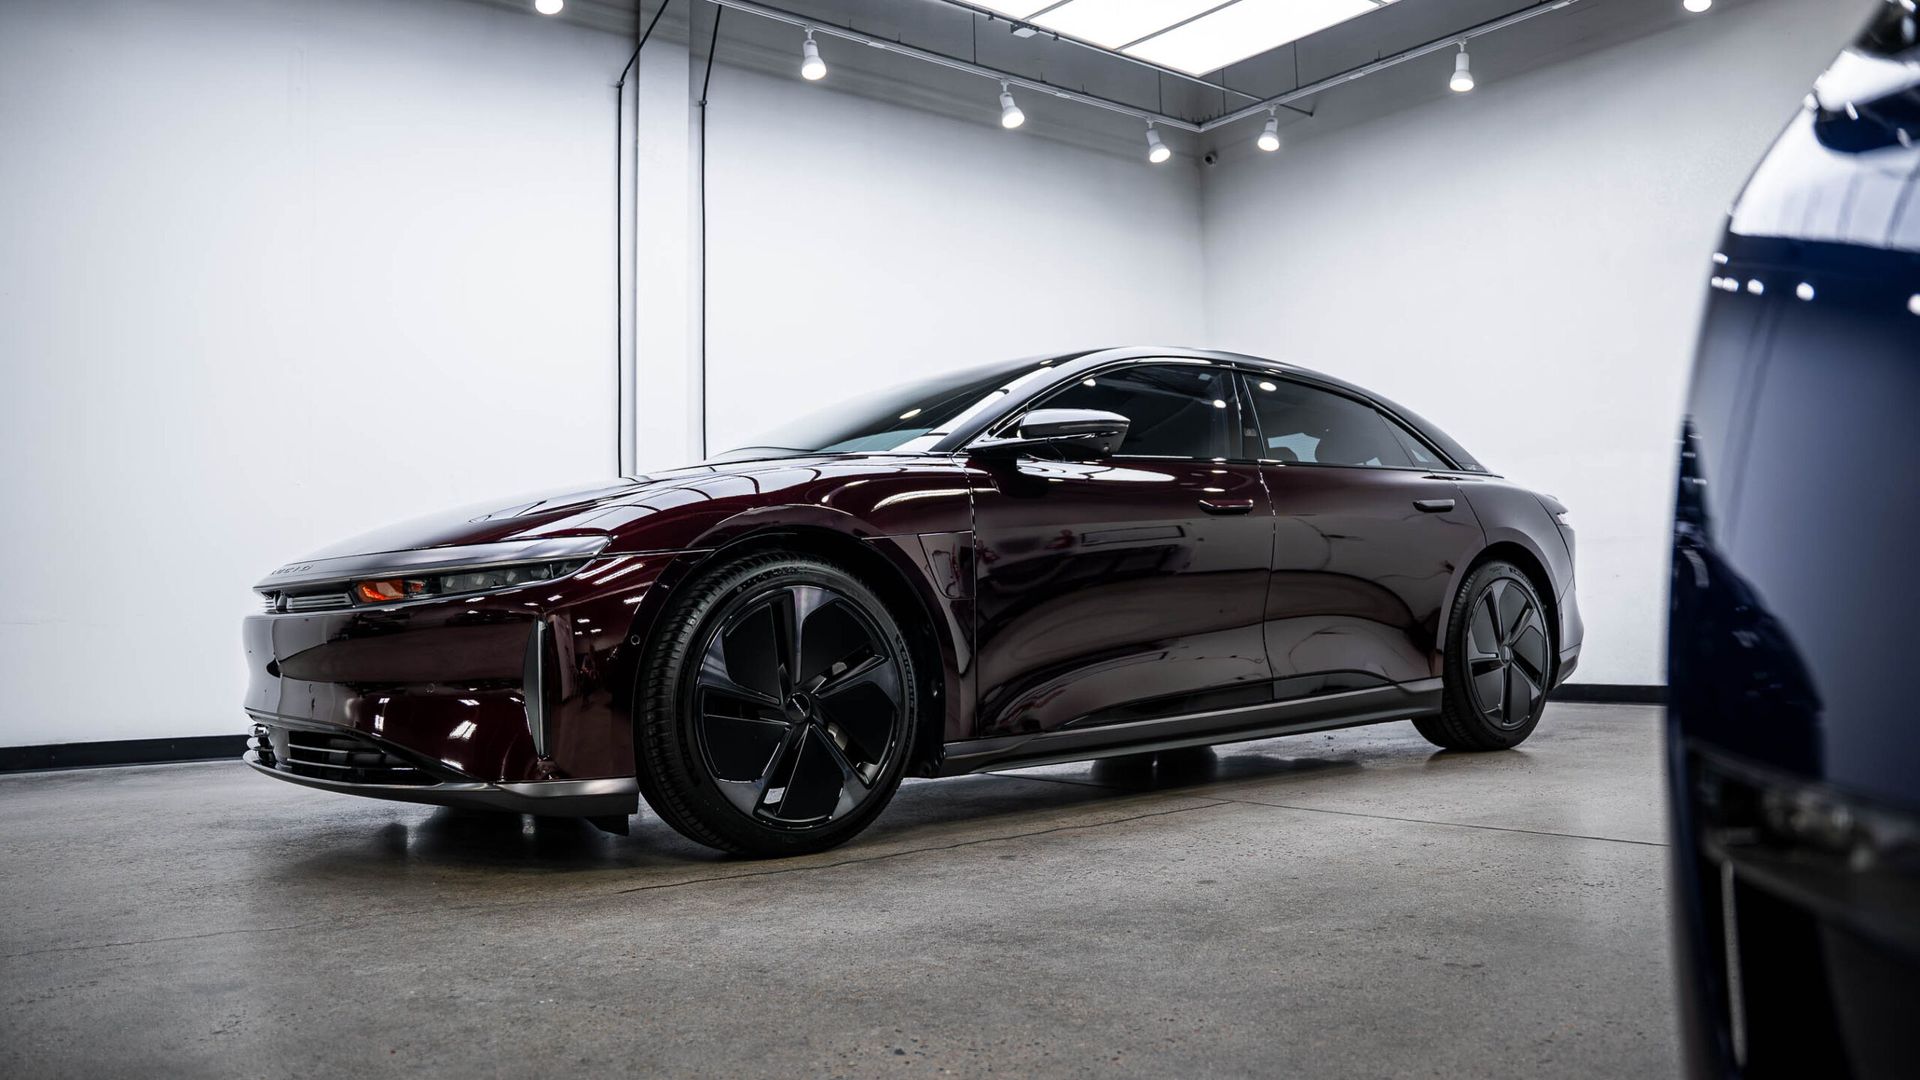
top-left (257, 535), bottom-right (613, 611)
top-left (351, 558), bottom-right (591, 604)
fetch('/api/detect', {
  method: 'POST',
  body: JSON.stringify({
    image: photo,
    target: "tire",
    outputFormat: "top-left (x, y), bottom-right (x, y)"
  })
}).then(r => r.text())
top-left (636, 552), bottom-right (918, 856)
top-left (1414, 560), bottom-right (1554, 751)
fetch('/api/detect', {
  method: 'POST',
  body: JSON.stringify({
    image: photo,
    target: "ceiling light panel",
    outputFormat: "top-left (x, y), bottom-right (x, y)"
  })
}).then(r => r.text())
top-left (1033, 0), bottom-right (1233, 49)
top-left (1125, 0), bottom-right (1390, 75)
top-left (963, 2), bottom-right (1059, 18)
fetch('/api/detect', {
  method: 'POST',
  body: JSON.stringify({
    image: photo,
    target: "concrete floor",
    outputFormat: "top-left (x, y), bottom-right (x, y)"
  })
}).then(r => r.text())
top-left (0, 703), bottom-right (1675, 1078)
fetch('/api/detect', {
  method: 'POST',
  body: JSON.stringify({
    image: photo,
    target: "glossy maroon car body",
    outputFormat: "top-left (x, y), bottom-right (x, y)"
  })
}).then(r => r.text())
top-left (242, 347), bottom-right (1581, 820)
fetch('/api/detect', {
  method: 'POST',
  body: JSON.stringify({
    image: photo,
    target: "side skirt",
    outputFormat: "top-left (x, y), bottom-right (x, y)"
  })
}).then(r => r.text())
top-left (937, 680), bottom-right (1443, 776)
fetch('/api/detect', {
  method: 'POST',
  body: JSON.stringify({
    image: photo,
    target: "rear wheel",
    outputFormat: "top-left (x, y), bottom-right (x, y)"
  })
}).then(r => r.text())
top-left (636, 552), bottom-right (917, 856)
top-left (1415, 560), bottom-right (1553, 751)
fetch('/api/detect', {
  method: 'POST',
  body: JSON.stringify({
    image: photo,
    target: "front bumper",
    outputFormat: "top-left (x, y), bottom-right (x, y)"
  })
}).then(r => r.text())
top-left (1555, 579), bottom-right (1584, 687)
top-left (241, 552), bottom-right (677, 791)
top-left (243, 745), bottom-right (637, 815)
top-left (244, 716), bottom-right (639, 814)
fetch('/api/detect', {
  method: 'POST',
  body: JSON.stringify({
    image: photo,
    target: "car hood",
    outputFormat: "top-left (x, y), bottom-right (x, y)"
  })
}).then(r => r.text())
top-left (291, 476), bottom-right (675, 564)
top-left (279, 456), bottom-right (867, 567)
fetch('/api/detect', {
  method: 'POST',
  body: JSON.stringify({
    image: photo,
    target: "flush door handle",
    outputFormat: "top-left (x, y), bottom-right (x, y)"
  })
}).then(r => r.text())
top-left (1198, 498), bottom-right (1256, 515)
top-left (1414, 498), bottom-right (1456, 513)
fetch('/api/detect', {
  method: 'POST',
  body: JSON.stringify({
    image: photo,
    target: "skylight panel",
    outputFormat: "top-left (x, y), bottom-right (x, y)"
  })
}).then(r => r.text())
top-left (1125, 0), bottom-right (1386, 75)
top-left (1033, 0), bottom-right (1233, 50)
top-left (961, 2), bottom-right (1059, 19)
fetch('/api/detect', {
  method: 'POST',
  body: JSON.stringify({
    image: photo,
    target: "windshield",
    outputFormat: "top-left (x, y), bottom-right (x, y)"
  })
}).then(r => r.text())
top-left (711, 356), bottom-right (1061, 461)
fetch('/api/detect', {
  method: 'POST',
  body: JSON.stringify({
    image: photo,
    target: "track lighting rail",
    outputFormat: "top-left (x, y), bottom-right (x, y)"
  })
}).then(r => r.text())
top-left (707, 0), bottom-right (1591, 143)
top-left (1198, 0), bottom-right (1582, 131)
top-left (704, 0), bottom-right (1207, 130)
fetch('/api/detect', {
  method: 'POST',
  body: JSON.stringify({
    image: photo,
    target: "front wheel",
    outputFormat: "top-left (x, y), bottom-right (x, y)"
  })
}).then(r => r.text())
top-left (636, 552), bottom-right (918, 856)
top-left (1414, 560), bottom-right (1553, 751)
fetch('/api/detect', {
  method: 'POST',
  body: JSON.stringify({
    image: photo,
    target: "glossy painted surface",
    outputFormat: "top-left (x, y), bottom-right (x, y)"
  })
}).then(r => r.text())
top-left (243, 347), bottom-right (1576, 799)
top-left (244, 558), bottom-right (669, 784)
top-left (246, 459), bottom-right (975, 786)
top-left (969, 454), bottom-right (1274, 738)
top-left (1668, 7), bottom-right (1920, 1076)
top-left (1261, 465), bottom-right (1483, 684)
top-left (1454, 476), bottom-right (1581, 669)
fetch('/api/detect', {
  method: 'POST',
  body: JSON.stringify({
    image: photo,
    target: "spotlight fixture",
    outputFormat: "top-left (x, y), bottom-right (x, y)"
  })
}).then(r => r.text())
top-left (801, 29), bottom-right (827, 81)
top-left (534, 0), bottom-right (562, 13)
top-left (999, 83), bottom-right (1025, 130)
top-left (1256, 108), bottom-right (1281, 153)
top-left (1682, 0), bottom-right (1711, 12)
top-left (1146, 122), bottom-right (1171, 164)
top-left (1449, 43), bottom-right (1475, 93)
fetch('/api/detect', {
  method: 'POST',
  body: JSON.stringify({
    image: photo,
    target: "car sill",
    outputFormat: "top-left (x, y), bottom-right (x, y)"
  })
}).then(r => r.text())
top-left (937, 681), bottom-right (1444, 776)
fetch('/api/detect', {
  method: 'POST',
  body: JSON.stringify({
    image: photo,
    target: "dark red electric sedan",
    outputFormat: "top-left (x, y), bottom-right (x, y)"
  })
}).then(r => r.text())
top-left (244, 347), bottom-right (1581, 856)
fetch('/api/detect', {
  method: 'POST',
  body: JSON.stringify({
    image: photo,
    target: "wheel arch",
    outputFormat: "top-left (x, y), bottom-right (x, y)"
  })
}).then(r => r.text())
top-left (630, 523), bottom-right (959, 779)
top-left (1444, 540), bottom-right (1561, 684)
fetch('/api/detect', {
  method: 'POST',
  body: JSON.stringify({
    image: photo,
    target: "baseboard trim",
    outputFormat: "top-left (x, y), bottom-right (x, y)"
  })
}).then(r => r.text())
top-left (0, 734), bottom-right (246, 773)
top-left (1552, 683), bottom-right (1666, 705)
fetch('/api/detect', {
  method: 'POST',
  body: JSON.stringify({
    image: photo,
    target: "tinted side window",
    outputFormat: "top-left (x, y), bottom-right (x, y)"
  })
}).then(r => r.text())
top-left (1245, 378), bottom-right (1412, 467)
top-left (1041, 364), bottom-right (1235, 459)
top-left (1381, 412), bottom-right (1446, 469)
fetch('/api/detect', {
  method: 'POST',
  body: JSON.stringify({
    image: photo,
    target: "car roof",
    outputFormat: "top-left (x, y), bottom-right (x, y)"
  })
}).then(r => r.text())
top-left (966, 346), bottom-right (1489, 474)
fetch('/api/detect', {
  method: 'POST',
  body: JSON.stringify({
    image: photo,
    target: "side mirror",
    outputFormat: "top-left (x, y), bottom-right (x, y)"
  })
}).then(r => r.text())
top-left (970, 408), bottom-right (1130, 459)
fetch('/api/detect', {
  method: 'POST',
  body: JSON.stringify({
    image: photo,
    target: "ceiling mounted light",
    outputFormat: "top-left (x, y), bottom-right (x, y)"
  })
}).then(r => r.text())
top-left (1449, 43), bottom-right (1475, 93)
top-left (534, 0), bottom-right (562, 13)
top-left (1145, 122), bottom-right (1171, 164)
top-left (801, 30), bottom-right (827, 81)
top-left (1683, 0), bottom-right (1712, 12)
top-left (999, 82), bottom-right (1026, 129)
top-left (1256, 109), bottom-right (1281, 152)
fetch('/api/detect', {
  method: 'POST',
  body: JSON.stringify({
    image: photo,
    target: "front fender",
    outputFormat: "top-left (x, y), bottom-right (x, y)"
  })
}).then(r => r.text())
top-left (599, 457), bottom-right (977, 760)
top-left (590, 457), bottom-right (973, 554)
top-left (1442, 479), bottom-right (1580, 663)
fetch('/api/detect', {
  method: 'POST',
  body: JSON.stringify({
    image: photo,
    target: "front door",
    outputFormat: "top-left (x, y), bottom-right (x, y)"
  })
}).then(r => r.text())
top-left (1241, 373), bottom-right (1484, 688)
top-left (967, 362), bottom-right (1275, 738)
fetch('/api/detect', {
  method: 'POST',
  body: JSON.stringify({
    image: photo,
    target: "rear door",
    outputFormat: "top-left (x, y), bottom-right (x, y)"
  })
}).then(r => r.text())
top-left (1240, 373), bottom-right (1484, 688)
top-left (967, 362), bottom-right (1276, 738)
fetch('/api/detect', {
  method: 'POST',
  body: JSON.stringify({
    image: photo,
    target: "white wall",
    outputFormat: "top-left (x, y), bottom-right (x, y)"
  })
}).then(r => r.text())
top-left (700, 63), bottom-right (1206, 454)
top-left (0, 1), bottom-right (1205, 747)
top-left (0, 0), bottom-right (626, 746)
top-left (1200, 0), bottom-right (1871, 684)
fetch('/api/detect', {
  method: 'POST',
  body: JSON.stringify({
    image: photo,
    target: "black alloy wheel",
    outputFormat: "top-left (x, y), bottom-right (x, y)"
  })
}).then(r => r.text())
top-left (637, 553), bottom-right (918, 856)
top-left (1416, 560), bottom-right (1553, 751)
top-left (1463, 574), bottom-right (1552, 728)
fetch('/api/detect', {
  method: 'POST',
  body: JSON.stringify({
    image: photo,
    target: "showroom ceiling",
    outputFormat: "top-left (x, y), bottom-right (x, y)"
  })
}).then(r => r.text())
top-left (473, 0), bottom-right (1728, 158)
top-left (491, 0), bottom-right (1583, 127)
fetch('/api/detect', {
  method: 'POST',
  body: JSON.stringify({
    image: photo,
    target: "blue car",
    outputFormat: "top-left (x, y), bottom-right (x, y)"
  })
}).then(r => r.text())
top-left (1669, 2), bottom-right (1920, 1076)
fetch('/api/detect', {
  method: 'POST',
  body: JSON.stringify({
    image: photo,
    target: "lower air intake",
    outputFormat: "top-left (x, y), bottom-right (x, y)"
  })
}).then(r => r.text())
top-left (253, 725), bottom-right (439, 787)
